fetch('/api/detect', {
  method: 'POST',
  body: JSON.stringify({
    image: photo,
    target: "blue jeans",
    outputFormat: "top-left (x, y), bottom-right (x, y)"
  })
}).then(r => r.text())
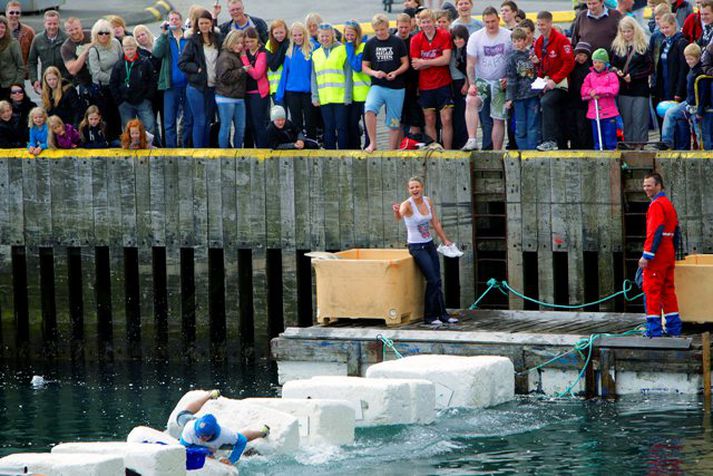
top-left (245, 93), bottom-right (269, 148)
top-left (186, 85), bottom-right (216, 148)
top-left (164, 85), bottom-right (192, 148)
top-left (320, 103), bottom-right (348, 150)
top-left (591, 116), bottom-right (619, 150)
top-left (513, 96), bottom-right (542, 150)
top-left (118, 99), bottom-right (156, 137)
top-left (217, 100), bottom-right (246, 148)
top-left (479, 92), bottom-right (493, 150)
top-left (703, 112), bottom-right (713, 150)
top-left (408, 241), bottom-right (447, 323)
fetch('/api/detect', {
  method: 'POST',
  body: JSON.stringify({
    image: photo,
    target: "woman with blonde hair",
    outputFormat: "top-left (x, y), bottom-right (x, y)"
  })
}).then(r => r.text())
top-left (215, 30), bottom-right (247, 148)
top-left (132, 24), bottom-right (155, 53)
top-left (41, 66), bottom-right (82, 126)
top-left (88, 18), bottom-right (122, 139)
top-left (610, 16), bottom-right (652, 143)
top-left (344, 19), bottom-right (369, 149)
top-left (266, 19), bottom-right (289, 98)
top-left (275, 22), bottom-right (315, 139)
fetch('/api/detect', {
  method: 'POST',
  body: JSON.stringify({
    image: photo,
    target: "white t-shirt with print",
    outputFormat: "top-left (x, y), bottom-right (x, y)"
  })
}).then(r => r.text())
top-left (466, 28), bottom-right (512, 81)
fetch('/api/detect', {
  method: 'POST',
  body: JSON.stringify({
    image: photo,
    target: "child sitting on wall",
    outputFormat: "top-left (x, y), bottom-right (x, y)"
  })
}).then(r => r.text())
top-left (48, 115), bottom-right (81, 149)
top-left (27, 106), bottom-right (48, 156)
top-left (120, 119), bottom-right (155, 150)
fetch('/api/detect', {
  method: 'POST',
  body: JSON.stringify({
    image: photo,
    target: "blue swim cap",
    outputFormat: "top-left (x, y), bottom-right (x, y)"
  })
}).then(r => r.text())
top-left (194, 414), bottom-right (221, 440)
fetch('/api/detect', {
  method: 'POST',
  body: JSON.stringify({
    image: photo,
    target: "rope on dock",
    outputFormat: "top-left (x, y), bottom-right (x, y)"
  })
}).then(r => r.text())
top-left (376, 334), bottom-right (404, 360)
top-left (469, 278), bottom-right (644, 311)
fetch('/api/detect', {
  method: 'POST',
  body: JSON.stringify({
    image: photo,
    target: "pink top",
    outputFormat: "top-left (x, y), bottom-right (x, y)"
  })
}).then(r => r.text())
top-left (581, 67), bottom-right (620, 120)
top-left (241, 49), bottom-right (269, 98)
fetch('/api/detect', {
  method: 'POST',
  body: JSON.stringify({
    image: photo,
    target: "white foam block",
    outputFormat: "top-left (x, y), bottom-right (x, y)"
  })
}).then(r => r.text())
top-left (192, 458), bottom-right (240, 476)
top-left (281, 376), bottom-right (435, 427)
top-left (242, 397), bottom-right (355, 446)
top-left (366, 355), bottom-right (515, 409)
top-left (127, 425), bottom-right (180, 445)
top-left (166, 393), bottom-right (301, 455)
top-left (0, 452), bottom-right (125, 476)
top-left (52, 442), bottom-right (185, 476)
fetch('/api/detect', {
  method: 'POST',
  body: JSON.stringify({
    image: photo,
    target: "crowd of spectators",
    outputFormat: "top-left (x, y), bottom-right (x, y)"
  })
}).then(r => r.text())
top-left (2, 0), bottom-right (712, 153)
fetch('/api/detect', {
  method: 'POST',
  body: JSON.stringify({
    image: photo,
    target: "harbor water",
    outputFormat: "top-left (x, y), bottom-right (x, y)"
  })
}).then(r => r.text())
top-left (1, 360), bottom-right (712, 475)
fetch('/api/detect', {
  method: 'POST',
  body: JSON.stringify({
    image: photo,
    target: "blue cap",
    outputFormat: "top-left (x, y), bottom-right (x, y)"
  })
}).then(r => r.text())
top-left (194, 414), bottom-right (221, 440)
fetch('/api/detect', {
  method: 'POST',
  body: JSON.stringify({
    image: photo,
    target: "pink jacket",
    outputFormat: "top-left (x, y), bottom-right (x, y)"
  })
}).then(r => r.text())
top-left (581, 67), bottom-right (620, 120)
top-left (241, 49), bottom-right (269, 98)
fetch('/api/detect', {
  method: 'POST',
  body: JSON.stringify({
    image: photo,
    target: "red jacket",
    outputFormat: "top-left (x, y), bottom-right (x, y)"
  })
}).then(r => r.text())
top-left (534, 28), bottom-right (574, 85)
top-left (682, 12), bottom-right (702, 43)
top-left (642, 192), bottom-right (679, 265)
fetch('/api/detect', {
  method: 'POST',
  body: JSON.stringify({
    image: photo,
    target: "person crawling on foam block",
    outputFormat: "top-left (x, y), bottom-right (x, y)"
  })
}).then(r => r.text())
top-left (176, 390), bottom-right (270, 465)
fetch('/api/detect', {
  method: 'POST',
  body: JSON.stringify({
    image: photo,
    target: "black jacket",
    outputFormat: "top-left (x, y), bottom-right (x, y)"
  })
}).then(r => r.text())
top-left (0, 119), bottom-right (22, 147)
top-left (11, 93), bottom-right (35, 143)
top-left (267, 119), bottom-right (303, 149)
top-left (110, 55), bottom-right (156, 105)
top-left (178, 33), bottom-right (224, 91)
top-left (653, 33), bottom-right (689, 100)
top-left (80, 124), bottom-right (110, 148)
top-left (567, 59), bottom-right (592, 110)
top-left (218, 15), bottom-right (268, 44)
top-left (610, 47), bottom-right (652, 97)
top-left (47, 79), bottom-right (83, 126)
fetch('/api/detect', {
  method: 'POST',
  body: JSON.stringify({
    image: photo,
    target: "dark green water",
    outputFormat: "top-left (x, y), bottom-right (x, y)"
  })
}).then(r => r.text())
top-left (1, 360), bottom-right (712, 475)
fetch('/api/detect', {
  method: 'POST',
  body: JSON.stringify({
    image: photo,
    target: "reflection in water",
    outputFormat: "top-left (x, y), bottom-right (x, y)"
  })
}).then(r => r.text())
top-left (1, 361), bottom-right (712, 475)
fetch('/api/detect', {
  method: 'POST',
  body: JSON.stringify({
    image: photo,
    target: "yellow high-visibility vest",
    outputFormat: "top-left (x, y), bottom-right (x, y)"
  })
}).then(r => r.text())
top-left (312, 44), bottom-right (347, 105)
top-left (266, 40), bottom-right (283, 96)
top-left (352, 42), bottom-right (370, 103)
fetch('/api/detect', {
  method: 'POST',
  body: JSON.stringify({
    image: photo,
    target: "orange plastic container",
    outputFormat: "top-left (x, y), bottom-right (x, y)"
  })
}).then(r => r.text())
top-left (675, 254), bottom-right (713, 323)
top-left (312, 249), bottom-right (424, 327)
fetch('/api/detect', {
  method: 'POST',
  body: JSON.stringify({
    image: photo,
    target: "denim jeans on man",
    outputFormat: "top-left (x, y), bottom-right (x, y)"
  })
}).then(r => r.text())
top-left (186, 85), bottom-right (216, 148)
top-left (478, 92), bottom-right (493, 150)
top-left (164, 85), bottom-right (193, 147)
top-left (661, 101), bottom-right (699, 149)
top-left (408, 241), bottom-right (448, 323)
top-left (217, 99), bottom-right (246, 148)
top-left (118, 99), bottom-right (156, 137)
top-left (513, 96), bottom-right (542, 150)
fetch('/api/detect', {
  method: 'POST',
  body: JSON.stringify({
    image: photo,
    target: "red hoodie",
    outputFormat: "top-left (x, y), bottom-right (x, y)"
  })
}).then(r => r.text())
top-left (682, 11), bottom-right (702, 43)
top-left (534, 28), bottom-right (575, 85)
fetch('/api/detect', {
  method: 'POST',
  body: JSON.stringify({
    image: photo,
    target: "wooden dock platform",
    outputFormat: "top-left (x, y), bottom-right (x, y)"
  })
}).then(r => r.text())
top-left (271, 310), bottom-right (708, 398)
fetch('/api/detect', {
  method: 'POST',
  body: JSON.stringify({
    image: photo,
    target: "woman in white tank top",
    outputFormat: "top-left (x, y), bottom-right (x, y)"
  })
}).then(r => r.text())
top-left (392, 176), bottom-right (458, 326)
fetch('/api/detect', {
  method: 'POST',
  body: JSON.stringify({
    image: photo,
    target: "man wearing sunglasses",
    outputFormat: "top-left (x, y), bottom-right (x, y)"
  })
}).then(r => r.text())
top-left (5, 1), bottom-right (34, 71)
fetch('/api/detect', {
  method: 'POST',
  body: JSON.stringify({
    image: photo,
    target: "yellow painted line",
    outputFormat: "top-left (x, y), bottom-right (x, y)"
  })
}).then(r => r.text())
top-left (145, 6), bottom-right (163, 20)
top-left (8, 148), bottom-right (713, 161)
top-left (156, 0), bottom-right (172, 11)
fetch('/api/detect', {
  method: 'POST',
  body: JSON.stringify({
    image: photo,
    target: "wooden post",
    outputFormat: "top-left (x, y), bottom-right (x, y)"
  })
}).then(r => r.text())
top-left (703, 332), bottom-right (711, 407)
top-left (584, 348), bottom-right (597, 399)
top-left (600, 348), bottom-right (617, 400)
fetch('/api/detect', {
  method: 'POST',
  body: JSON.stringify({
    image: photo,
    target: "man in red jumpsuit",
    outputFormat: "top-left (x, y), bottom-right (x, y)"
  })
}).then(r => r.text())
top-left (639, 172), bottom-right (682, 337)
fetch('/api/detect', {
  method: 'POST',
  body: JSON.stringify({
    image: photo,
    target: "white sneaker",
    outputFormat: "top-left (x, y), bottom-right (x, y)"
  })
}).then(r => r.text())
top-left (536, 140), bottom-right (558, 151)
top-left (447, 317), bottom-right (459, 324)
top-left (461, 138), bottom-right (478, 151)
top-left (429, 319), bottom-right (444, 326)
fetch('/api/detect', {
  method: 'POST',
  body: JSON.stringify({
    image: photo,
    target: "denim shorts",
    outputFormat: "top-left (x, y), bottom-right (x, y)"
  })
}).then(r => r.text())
top-left (365, 85), bottom-right (406, 130)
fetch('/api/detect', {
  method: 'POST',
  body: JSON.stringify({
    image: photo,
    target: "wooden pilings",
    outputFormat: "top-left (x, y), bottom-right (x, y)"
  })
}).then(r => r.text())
top-left (0, 149), bottom-right (710, 362)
